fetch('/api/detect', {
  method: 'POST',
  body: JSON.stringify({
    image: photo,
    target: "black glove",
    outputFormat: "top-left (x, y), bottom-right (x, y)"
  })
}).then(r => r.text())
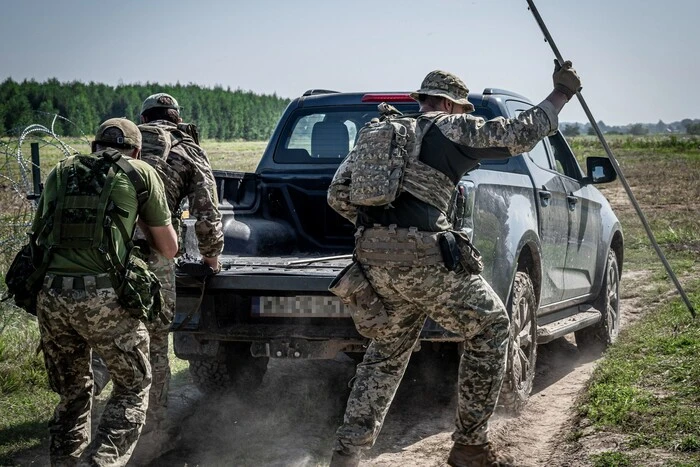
top-left (552, 59), bottom-right (582, 100)
top-left (177, 260), bottom-right (217, 277)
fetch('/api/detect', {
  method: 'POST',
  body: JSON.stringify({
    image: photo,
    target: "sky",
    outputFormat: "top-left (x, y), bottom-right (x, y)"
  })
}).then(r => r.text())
top-left (0, 0), bottom-right (698, 126)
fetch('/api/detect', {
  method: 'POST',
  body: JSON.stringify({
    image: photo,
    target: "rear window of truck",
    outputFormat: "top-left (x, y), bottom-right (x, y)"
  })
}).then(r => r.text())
top-left (274, 104), bottom-right (496, 164)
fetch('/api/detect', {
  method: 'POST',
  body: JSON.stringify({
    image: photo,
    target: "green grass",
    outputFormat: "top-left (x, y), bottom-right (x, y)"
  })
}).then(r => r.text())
top-left (1, 136), bottom-right (267, 176)
top-left (590, 451), bottom-right (634, 467)
top-left (578, 294), bottom-right (700, 464)
top-left (203, 140), bottom-right (268, 172)
top-left (0, 307), bottom-right (191, 463)
top-left (0, 307), bottom-right (56, 463)
top-left (569, 134), bottom-right (700, 156)
top-left (0, 135), bottom-right (698, 464)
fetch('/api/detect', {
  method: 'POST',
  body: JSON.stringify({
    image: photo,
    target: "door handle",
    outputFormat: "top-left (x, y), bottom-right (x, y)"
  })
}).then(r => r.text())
top-left (567, 194), bottom-right (578, 210)
top-left (538, 189), bottom-right (551, 207)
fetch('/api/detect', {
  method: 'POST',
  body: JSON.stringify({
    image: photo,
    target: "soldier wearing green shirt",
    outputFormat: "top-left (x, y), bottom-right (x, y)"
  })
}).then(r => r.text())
top-left (34, 118), bottom-right (178, 467)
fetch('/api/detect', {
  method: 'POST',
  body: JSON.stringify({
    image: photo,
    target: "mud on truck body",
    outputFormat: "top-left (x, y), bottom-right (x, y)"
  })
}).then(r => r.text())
top-left (173, 89), bottom-right (623, 413)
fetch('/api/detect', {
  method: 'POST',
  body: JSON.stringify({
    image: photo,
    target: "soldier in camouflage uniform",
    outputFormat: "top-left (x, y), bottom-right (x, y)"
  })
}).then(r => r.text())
top-left (329, 63), bottom-right (582, 467)
top-left (132, 92), bottom-right (223, 457)
top-left (93, 95), bottom-right (224, 456)
top-left (34, 118), bottom-right (178, 466)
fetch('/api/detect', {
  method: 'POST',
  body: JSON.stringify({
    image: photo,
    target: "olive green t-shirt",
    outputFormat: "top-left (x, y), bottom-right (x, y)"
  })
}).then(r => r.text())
top-left (32, 155), bottom-right (171, 275)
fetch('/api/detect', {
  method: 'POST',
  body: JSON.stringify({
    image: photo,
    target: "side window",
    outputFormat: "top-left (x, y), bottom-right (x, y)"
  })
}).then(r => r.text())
top-left (548, 133), bottom-right (583, 179)
top-left (505, 100), bottom-right (552, 170)
top-left (526, 140), bottom-right (551, 170)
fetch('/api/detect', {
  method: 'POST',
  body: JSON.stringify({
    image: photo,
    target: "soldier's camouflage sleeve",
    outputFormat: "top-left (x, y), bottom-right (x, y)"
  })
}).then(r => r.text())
top-left (435, 100), bottom-right (559, 156)
top-left (186, 147), bottom-right (224, 258)
top-left (327, 148), bottom-right (358, 224)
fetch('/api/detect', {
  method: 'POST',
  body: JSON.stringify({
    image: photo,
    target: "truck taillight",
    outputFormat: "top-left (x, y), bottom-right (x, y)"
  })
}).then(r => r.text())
top-left (361, 93), bottom-right (414, 102)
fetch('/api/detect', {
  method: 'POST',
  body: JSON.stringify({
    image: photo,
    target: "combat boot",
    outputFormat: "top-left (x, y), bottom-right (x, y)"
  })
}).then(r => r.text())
top-left (329, 448), bottom-right (362, 467)
top-left (446, 442), bottom-right (516, 467)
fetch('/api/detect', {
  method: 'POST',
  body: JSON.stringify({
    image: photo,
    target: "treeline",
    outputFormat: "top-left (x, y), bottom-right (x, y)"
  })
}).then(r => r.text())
top-left (0, 78), bottom-right (291, 141)
top-left (561, 118), bottom-right (700, 137)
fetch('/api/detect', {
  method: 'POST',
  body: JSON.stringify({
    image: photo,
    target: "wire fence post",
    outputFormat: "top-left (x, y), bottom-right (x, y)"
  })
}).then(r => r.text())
top-left (30, 142), bottom-right (41, 200)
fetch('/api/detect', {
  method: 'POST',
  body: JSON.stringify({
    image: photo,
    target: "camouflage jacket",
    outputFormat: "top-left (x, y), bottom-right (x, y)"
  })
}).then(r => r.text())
top-left (139, 120), bottom-right (224, 258)
top-left (329, 100), bottom-right (558, 226)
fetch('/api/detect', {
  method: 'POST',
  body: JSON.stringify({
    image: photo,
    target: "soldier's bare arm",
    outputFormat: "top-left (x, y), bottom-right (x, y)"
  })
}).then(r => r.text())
top-left (146, 224), bottom-right (178, 259)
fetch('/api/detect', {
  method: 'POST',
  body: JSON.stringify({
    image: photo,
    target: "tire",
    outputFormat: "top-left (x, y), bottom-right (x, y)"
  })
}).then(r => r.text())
top-left (575, 249), bottom-right (621, 352)
top-left (498, 271), bottom-right (538, 416)
top-left (189, 342), bottom-right (269, 394)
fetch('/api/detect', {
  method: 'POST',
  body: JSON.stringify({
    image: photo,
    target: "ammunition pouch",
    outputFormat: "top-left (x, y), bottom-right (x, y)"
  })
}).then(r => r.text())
top-left (3, 243), bottom-right (45, 315)
top-left (452, 230), bottom-right (484, 275)
top-left (354, 226), bottom-right (443, 267)
top-left (355, 226), bottom-right (482, 275)
top-left (328, 261), bottom-right (388, 339)
top-left (111, 246), bottom-right (163, 322)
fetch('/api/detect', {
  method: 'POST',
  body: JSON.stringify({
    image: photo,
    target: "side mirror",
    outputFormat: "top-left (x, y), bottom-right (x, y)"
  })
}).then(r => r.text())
top-left (583, 156), bottom-right (617, 185)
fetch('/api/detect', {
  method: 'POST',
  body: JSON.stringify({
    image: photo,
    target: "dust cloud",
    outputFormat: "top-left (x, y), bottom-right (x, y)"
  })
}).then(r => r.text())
top-left (144, 337), bottom-right (609, 466)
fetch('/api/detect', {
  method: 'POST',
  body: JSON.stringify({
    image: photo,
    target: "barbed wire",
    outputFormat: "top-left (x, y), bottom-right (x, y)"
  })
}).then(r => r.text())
top-left (0, 112), bottom-right (90, 277)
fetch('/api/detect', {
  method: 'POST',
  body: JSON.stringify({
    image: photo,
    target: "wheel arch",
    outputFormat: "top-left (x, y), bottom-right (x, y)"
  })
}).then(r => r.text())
top-left (513, 236), bottom-right (542, 311)
top-left (610, 228), bottom-right (624, 276)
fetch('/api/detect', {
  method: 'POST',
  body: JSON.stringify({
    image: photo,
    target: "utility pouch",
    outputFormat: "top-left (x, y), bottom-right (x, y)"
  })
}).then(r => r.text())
top-left (3, 243), bottom-right (44, 315)
top-left (329, 261), bottom-right (388, 339)
top-left (112, 246), bottom-right (163, 322)
top-left (438, 231), bottom-right (462, 272)
top-left (452, 230), bottom-right (484, 275)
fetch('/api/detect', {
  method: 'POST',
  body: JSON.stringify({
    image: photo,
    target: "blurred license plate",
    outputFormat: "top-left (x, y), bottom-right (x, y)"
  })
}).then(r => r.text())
top-left (252, 296), bottom-right (351, 318)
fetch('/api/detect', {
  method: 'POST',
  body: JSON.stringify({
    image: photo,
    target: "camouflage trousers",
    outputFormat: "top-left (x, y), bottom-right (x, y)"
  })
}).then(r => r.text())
top-left (91, 251), bottom-right (175, 433)
top-left (142, 251), bottom-right (176, 431)
top-left (36, 278), bottom-right (151, 467)
top-left (335, 263), bottom-right (510, 452)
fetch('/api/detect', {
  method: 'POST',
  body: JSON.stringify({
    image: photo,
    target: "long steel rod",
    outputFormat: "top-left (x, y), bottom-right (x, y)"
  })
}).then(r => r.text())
top-left (526, 0), bottom-right (696, 318)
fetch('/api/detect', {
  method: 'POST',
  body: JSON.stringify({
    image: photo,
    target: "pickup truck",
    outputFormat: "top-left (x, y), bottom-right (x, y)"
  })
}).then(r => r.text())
top-left (173, 88), bottom-right (624, 413)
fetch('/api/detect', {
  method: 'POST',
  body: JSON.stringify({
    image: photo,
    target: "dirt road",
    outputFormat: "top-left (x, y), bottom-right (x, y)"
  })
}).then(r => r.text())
top-left (9, 255), bottom-right (654, 467)
top-left (137, 268), bottom-right (648, 467)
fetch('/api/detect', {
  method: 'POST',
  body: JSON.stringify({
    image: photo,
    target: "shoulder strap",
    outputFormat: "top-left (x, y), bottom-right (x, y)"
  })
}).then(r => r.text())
top-left (111, 156), bottom-right (148, 209)
top-left (177, 122), bottom-right (200, 145)
top-left (400, 112), bottom-right (455, 215)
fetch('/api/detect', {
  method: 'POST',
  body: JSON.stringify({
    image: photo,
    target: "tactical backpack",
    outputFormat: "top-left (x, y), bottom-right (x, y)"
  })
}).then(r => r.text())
top-left (328, 104), bottom-right (454, 215)
top-left (138, 122), bottom-right (200, 161)
top-left (4, 241), bottom-right (42, 314)
top-left (29, 149), bottom-right (162, 321)
top-left (348, 113), bottom-right (410, 206)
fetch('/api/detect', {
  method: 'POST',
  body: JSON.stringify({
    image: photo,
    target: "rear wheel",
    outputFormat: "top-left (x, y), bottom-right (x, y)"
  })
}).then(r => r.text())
top-left (575, 249), bottom-right (620, 351)
top-left (189, 342), bottom-right (269, 394)
top-left (498, 271), bottom-right (538, 416)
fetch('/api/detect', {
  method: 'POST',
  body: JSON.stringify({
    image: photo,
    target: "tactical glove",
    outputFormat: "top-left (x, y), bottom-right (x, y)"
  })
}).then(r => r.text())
top-left (552, 59), bottom-right (582, 100)
top-left (177, 260), bottom-right (217, 277)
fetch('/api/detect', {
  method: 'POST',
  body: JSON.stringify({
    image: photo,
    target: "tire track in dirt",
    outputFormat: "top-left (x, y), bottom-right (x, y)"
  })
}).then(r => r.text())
top-left (145, 272), bottom-right (645, 467)
top-left (16, 271), bottom-right (649, 467)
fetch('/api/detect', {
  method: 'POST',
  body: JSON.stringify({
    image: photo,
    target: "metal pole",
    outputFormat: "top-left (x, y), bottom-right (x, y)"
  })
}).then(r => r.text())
top-left (526, 0), bottom-right (696, 318)
top-left (30, 142), bottom-right (42, 199)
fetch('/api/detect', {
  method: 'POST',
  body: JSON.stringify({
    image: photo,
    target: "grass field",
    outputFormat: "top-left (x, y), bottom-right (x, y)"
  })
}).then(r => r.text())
top-left (0, 135), bottom-right (699, 465)
top-left (567, 135), bottom-right (700, 466)
top-left (0, 137), bottom-right (267, 463)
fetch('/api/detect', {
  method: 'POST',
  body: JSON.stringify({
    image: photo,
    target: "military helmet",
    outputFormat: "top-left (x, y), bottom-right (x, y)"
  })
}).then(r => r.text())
top-left (94, 118), bottom-right (142, 149)
top-left (410, 70), bottom-right (475, 113)
top-left (140, 92), bottom-right (181, 115)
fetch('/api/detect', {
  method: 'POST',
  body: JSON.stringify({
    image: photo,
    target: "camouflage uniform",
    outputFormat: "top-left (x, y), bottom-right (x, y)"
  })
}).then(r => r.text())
top-left (37, 285), bottom-right (151, 467)
top-left (33, 118), bottom-right (173, 466)
top-left (330, 71), bottom-right (559, 458)
top-left (137, 93), bottom-right (223, 433)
